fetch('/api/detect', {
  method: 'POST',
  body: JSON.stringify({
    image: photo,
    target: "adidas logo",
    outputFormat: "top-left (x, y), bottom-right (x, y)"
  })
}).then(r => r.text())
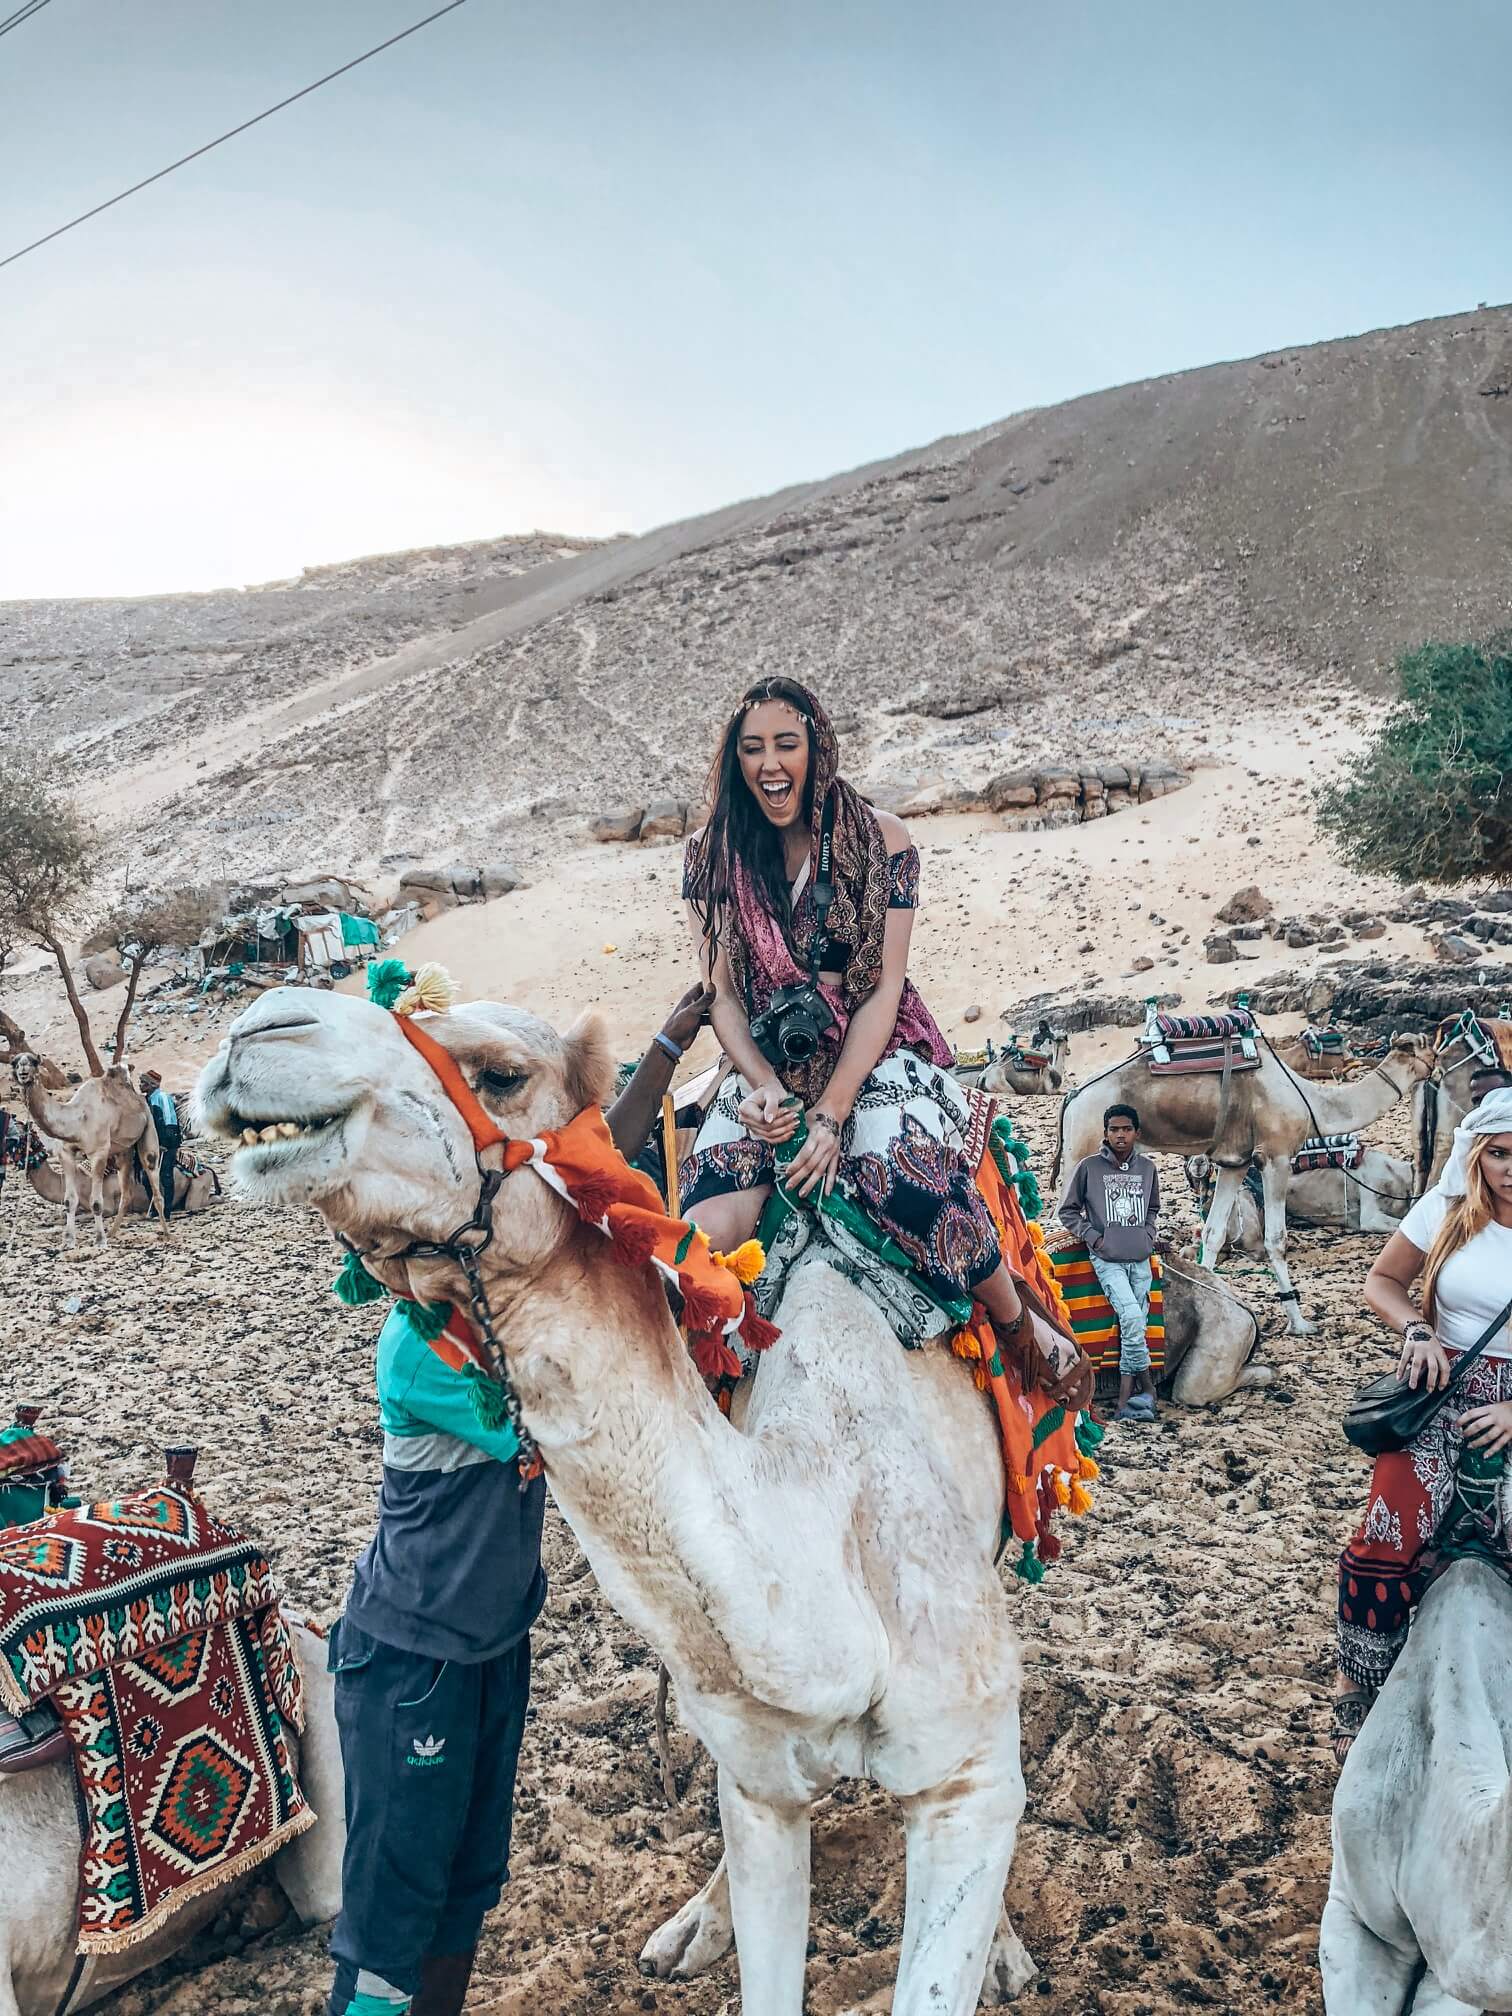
top-left (407, 1734), bottom-right (446, 1767)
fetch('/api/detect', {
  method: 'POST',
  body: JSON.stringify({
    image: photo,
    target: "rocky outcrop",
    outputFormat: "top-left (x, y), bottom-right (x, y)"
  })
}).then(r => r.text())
top-left (1214, 960), bottom-right (1512, 1036)
top-left (397, 861), bottom-right (526, 910)
top-left (999, 988), bottom-right (1183, 1035)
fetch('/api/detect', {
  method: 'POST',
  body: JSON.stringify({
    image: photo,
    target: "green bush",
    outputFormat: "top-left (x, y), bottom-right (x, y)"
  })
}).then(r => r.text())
top-left (1315, 636), bottom-right (1512, 886)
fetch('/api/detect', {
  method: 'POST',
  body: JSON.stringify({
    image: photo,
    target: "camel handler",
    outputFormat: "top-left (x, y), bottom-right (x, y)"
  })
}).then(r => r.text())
top-left (139, 1070), bottom-right (181, 1220)
top-left (324, 982), bottom-right (713, 2016)
top-left (1057, 1102), bottom-right (1161, 1423)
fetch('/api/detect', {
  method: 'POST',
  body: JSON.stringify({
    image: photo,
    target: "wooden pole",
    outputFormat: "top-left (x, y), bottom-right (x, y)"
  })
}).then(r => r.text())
top-left (661, 1093), bottom-right (681, 1219)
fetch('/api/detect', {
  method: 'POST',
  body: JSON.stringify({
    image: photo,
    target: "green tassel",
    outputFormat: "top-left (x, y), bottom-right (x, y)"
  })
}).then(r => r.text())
top-left (465, 1367), bottom-right (513, 1433)
top-left (396, 1299), bottom-right (450, 1341)
top-left (1075, 1414), bottom-right (1106, 1455)
top-left (1031, 1403), bottom-right (1067, 1449)
top-left (1014, 1538), bottom-right (1047, 1585)
top-left (332, 1248), bottom-right (390, 1307)
top-left (367, 957), bottom-right (413, 1010)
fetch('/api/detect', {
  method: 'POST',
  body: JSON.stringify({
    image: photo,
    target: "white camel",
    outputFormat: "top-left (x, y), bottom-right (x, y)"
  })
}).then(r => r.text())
top-left (195, 986), bottom-right (1049, 2014)
top-left (1182, 1149), bottom-right (1413, 1252)
top-left (980, 1024), bottom-right (1071, 1098)
top-left (10, 1057), bottom-right (167, 1250)
top-left (0, 1620), bottom-right (343, 2016)
top-left (1322, 1557), bottom-right (1512, 2014)
top-left (1055, 1040), bottom-right (1431, 1337)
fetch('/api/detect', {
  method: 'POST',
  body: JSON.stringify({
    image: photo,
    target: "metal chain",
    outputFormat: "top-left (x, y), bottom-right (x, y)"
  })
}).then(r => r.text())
top-left (456, 1240), bottom-right (541, 1487)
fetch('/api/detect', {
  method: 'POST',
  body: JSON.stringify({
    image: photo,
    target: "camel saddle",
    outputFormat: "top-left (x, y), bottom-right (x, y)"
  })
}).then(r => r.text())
top-left (1301, 1026), bottom-right (1350, 1058)
top-left (0, 1406), bottom-right (72, 1774)
top-left (1292, 1132), bottom-right (1362, 1174)
top-left (1143, 1008), bottom-right (1259, 1076)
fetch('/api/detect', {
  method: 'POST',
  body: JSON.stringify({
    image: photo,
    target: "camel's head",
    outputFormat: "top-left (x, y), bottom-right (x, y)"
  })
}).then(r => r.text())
top-left (193, 987), bottom-right (615, 1279)
top-left (11, 1052), bottom-right (40, 1089)
top-left (1386, 1032), bottom-right (1436, 1084)
top-left (1182, 1154), bottom-right (1214, 1195)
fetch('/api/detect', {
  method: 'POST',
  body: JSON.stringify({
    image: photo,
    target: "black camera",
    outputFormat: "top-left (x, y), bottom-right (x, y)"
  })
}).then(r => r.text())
top-left (750, 982), bottom-right (836, 1068)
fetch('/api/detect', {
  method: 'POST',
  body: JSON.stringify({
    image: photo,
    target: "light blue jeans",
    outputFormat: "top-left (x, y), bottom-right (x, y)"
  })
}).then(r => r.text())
top-left (1089, 1254), bottom-right (1153, 1375)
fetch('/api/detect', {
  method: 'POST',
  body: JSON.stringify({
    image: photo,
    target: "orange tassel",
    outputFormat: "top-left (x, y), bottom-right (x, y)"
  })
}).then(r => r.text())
top-left (690, 1331), bottom-right (743, 1384)
top-left (1069, 1480), bottom-right (1093, 1516)
top-left (740, 1296), bottom-right (780, 1352)
top-left (681, 1275), bottom-right (737, 1332)
top-left (606, 1203), bottom-right (661, 1267)
top-left (569, 1172), bottom-right (622, 1224)
top-left (1052, 1471), bottom-right (1071, 1508)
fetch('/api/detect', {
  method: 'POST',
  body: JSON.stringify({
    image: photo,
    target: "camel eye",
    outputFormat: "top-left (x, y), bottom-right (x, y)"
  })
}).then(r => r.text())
top-left (479, 1068), bottom-right (527, 1099)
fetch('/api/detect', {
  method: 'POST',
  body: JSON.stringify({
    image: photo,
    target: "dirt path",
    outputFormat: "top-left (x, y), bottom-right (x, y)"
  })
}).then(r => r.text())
top-left (1, 1085), bottom-right (1401, 2015)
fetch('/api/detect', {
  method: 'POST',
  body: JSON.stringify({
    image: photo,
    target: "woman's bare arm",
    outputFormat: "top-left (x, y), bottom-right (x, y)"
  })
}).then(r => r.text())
top-left (1364, 1232), bottom-right (1429, 1333)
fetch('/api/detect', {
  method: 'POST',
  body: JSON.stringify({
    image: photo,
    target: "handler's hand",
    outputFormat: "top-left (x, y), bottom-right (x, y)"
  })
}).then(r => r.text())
top-left (1397, 1329), bottom-right (1452, 1392)
top-left (661, 982), bottom-right (715, 1053)
top-left (739, 1081), bottom-right (801, 1145)
top-left (1460, 1399), bottom-right (1512, 1455)
top-left (785, 1105), bottom-right (846, 1199)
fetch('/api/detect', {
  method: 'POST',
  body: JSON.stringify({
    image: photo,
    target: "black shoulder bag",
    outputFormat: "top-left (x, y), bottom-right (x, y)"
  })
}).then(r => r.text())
top-left (1344, 1295), bottom-right (1512, 1456)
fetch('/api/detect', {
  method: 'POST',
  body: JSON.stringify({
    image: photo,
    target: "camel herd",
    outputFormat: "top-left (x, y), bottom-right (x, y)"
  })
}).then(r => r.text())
top-left (0, 995), bottom-right (1499, 2014)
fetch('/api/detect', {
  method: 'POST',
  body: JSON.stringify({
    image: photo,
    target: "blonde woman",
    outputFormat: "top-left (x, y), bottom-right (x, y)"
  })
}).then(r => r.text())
top-left (1332, 1087), bottom-right (1512, 1763)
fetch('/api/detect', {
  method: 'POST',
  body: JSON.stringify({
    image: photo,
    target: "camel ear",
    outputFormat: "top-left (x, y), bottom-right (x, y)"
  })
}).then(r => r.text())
top-left (563, 1011), bottom-right (615, 1115)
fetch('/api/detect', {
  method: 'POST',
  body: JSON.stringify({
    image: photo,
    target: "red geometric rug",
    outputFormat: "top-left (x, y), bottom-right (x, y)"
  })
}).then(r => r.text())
top-left (0, 1484), bottom-right (311, 1953)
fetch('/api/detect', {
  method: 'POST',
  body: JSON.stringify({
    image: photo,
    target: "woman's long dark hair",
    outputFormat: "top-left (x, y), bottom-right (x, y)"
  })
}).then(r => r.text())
top-left (686, 676), bottom-right (822, 970)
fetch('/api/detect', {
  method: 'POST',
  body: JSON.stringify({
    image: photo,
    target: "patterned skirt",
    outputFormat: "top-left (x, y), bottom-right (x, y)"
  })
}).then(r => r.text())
top-left (679, 1051), bottom-right (1001, 1300)
top-left (1337, 1349), bottom-right (1512, 1686)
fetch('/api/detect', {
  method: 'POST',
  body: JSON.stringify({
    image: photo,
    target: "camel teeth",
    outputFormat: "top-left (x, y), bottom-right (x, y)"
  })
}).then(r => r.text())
top-left (241, 1128), bottom-right (259, 1146)
top-left (259, 1125), bottom-right (281, 1143)
top-left (278, 1122), bottom-right (300, 1139)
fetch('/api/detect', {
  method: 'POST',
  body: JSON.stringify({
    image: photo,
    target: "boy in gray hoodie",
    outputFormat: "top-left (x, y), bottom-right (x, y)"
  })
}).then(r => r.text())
top-left (1058, 1103), bottom-right (1161, 1421)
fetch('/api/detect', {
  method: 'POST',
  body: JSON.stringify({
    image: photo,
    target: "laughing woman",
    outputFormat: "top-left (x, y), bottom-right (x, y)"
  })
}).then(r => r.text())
top-left (680, 675), bottom-right (1066, 1365)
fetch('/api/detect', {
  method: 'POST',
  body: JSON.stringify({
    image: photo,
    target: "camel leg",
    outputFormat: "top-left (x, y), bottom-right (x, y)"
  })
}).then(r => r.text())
top-left (981, 1904), bottom-right (1039, 2002)
top-left (891, 1752), bottom-right (1024, 2016)
top-left (1197, 1164), bottom-right (1245, 1272)
top-left (638, 1856), bottom-right (734, 1979)
top-left (1408, 1975), bottom-right (1480, 2016)
top-left (59, 1154), bottom-right (81, 1251)
top-left (86, 1154), bottom-right (109, 1249)
top-left (718, 1769), bottom-right (811, 2014)
top-left (1318, 1891), bottom-right (1417, 2014)
top-left (1258, 1154), bottom-right (1315, 1336)
top-left (138, 1140), bottom-right (169, 1234)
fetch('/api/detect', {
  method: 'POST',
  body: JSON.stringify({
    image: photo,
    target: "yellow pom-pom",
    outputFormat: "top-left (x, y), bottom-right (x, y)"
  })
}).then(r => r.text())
top-left (952, 1329), bottom-right (983, 1361)
top-left (393, 962), bottom-right (459, 1017)
top-left (1077, 1455), bottom-right (1101, 1482)
top-left (1069, 1480), bottom-right (1093, 1516)
top-left (713, 1239), bottom-right (766, 1286)
top-left (1052, 1471), bottom-right (1071, 1508)
top-left (974, 1366), bottom-right (989, 1391)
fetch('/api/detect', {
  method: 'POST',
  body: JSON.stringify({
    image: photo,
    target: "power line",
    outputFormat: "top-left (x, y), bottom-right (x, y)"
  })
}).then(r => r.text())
top-left (0, 0), bottom-right (470, 274)
top-left (0, 0), bottom-right (54, 39)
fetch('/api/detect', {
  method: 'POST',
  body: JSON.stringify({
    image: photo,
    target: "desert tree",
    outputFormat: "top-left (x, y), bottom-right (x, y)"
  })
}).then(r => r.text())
top-left (1315, 636), bottom-right (1512, 887)
top-left (89, 884), bottom-right (225, 1061)
top-left (0, 749), bottom-right (106, 1075)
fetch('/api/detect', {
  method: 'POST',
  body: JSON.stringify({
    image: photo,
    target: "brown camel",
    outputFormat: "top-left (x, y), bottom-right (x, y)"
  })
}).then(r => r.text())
top-left (1054, 1037), bottom-right (1431, 1335)
top-left (11, 1056), bottom-right (167, 1248)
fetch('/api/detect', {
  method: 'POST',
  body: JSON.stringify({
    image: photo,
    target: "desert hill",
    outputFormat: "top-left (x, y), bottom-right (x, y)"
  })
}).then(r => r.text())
top-left (4, 303), bottom-right (1509, 890)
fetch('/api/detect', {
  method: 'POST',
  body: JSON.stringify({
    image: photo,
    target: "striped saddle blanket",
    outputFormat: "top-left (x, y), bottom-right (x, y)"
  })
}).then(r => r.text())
top-left (1143, 1008), bottom-right (1258, 1077)
top-left (1047, 1243), bottom-right (1165, 1378)
top-left (1292, 1133), bottom-right (1361, 1174)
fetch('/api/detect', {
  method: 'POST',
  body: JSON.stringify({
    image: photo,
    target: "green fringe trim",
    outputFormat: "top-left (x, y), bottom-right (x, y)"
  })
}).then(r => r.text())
top-left (988, 1117), bottom-right (1043, 1219)
top-left (1075, 1414), bottom-right (1106, 1455)
top-left (1031, 1403), bottom-right (1066, 1450)
top-left (395, 1299), bottom-right (450, 1342)
top-left (464, 1366), bottom-right (513, 1432)
top-left (366, 957), bottom-right (413, 1010)
top-left (332, 1248), bottom-right (390, 1307)
top-left (1013, 1538), bottom-right (1047, 1584)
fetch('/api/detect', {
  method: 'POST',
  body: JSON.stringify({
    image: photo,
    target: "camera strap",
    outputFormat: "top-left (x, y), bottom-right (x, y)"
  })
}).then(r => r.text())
top-left (810, 794), bottom-right (836, 979)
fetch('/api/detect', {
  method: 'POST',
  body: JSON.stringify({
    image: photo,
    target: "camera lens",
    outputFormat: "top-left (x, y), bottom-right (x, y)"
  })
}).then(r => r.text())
top-left (781, 1023), bottom-right (817, 1062)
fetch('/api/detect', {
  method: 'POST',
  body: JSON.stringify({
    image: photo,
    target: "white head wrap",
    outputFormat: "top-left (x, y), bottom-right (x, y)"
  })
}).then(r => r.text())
top-left (1438, 1086), bottom-right (1512, 1197)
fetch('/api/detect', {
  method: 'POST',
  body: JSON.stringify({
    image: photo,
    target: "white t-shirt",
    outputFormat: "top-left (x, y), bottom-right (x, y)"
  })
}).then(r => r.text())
top-left (1398, 1187), bottom-right (1512, 1356)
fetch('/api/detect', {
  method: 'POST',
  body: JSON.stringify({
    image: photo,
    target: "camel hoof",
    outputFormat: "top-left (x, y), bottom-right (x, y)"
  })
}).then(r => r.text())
top-left (982, 1923), bottom-right (1039, 2002)
top-left (638, 1883), bottom-right (734, 1979)
top-left (1236, 1362), bottom-right (1275, 1390)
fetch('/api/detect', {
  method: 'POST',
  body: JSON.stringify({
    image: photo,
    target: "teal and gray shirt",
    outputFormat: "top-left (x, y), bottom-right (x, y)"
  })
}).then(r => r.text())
top-left (343, 1302), bottom-right (546, 1663)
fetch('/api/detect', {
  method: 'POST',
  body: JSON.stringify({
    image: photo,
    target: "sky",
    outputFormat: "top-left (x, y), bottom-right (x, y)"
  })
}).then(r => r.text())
top-left (2, 0), bottom-right (1509, 600)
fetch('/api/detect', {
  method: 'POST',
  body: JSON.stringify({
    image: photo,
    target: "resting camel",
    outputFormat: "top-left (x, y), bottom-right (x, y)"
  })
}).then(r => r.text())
top-left (0, 1618), bottom-right (343, 2016)
top-left (980, 1023), bottom-right (1070, 1098)
top-left (1054, 1039), bottom-right (1431, 1336)
top-left (25, 1147), bottom-right (216, 1219)
top-left (1182, 1148), bottom-right (1413, 1251)
top-left (196, 986), bottom-right (1049, 2014)
top-left (10, 1057), bottom-right (166, 1249)
top-left (1321, 1557), bottom-right (1512, 2014)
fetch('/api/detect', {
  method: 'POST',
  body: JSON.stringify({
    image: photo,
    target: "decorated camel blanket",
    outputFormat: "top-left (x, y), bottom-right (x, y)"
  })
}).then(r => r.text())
top-left (1046, 1243), bottom-right (1166, 1379)
top-left (0, 1484), bottom-right (311, 1954)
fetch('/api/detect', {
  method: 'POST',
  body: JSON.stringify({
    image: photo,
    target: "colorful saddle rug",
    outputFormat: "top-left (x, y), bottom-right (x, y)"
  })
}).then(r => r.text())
top-left (0, 1484), bottom-right (311, 1954)
top-left (0, 1411), bottom-right (69, 1532)
top-left (1047, 1243), bottom-right (1165, 1383)
top-left (1301, 1026), bottom-right (1349, 1057)
top-left (1292, 1132), bottom-right (1362, 1174)
top-left (0, 1113), bottom-right (47, 1172)
top-left (1143, 1008), bottom-right (1259, 1077)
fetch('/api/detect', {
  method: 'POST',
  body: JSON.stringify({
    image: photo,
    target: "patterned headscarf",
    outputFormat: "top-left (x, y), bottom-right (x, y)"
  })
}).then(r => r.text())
top-left (684, 681), bottom-right (889, 1102)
